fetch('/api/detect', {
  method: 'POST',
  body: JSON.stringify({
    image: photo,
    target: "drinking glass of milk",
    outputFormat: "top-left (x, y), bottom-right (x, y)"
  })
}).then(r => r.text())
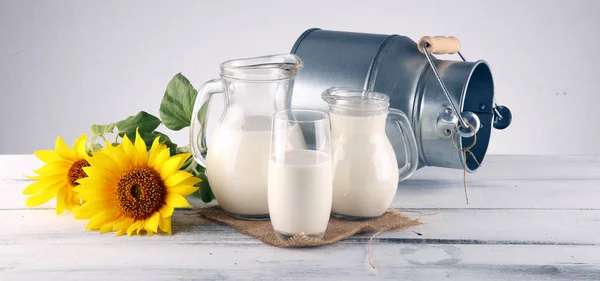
top-left (268, 109), bottom-right (333, 241)
top-left (322, 88), bottom-right (419, 220)
top-left (190, 54), bottom-right (304, 220)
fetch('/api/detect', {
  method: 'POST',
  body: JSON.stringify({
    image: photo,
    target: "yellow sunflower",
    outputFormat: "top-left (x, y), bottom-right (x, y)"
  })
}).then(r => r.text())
top-left (23, 134), bottom-right (91, 215)
top-left (74, 130), bottom-right (199, 236)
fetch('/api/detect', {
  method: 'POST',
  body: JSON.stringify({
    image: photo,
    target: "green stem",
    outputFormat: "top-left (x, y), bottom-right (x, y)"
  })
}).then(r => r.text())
top-left (87, 135), bottom-right (98, 153)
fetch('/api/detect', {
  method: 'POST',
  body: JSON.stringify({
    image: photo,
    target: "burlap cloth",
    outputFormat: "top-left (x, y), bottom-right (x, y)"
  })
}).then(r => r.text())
top-left (198, 206), bottom-right (422, 248)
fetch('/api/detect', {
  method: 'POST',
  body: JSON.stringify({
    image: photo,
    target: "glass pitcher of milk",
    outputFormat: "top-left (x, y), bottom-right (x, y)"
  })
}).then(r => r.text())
top-left (190, 54), bottom-right (304, 220)
top-left (322, 88), bottom-right (419, 220)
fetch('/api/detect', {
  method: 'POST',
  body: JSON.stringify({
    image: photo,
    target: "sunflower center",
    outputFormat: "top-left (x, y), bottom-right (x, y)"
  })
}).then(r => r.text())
top-left (68, 159), bottom-right (90, 187)
top-left (116, 166), bottom-right (166, 220)
top-left (131, 184), bottom-right (142, 199)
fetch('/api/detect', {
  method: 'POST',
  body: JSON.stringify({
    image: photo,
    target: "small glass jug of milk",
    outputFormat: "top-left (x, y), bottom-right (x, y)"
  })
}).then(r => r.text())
top-left (322, 88), bottom-right (419, 220)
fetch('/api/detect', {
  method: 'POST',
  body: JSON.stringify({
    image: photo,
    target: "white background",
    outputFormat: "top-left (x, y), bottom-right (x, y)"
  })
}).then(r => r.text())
top-left (1, 0), bottom-right (598, 155)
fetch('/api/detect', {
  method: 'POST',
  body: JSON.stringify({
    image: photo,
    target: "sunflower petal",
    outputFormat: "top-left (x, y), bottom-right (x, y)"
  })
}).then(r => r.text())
top-left (109, 146), bottom-right (133, 172)
top-left (165, 193), bottom-right (192, 208)
top-left (148, 137), bottom-right (162, 165)
top-left (73, 134), bottom-right (89, 159)
top-left (74, 178), bottom-right (116, 202)
top-left (159, 204), bottom-right (174, 218)
top-left (55, 187), bottom-right (67, 215)
top-left (127, 220), bottom-right (144, 236)
top-left (121, 134), bottom-right (139, 166)
top-left (177, 176), bottom-right (202, 187)
top-left (33, 161), bottom-right (71, 176)
top-left (55, 136), bottom-right (77, 161)
top-left (66, 190), bottom-right (81, 214)
top-left (81, 166), bottom-right (116, 182)
top-left (76, 201), bottom-right (112, 218)
top-left (34, 150), bottom-right (61, 163)
top-left (95, 141), bottom-right (127, 168)
top-left (175, 153), bottom-right (192, 168)
top-left (164, 171), bottom-right (196, 187)
top-left (113, 217), bottom-right (134, 231)
top-left (99, 223), bottom-right (114, 234)
top-left (168, 185), bottom-right (199, 197)
top-left (159, 159), bottom-right (180, 180)
top-left (151, 148), bottom-right (170, 169)
top-left (158, 217), bottom-right (172, 235)
top-left (87, 211), bottom-right (119, 230)
top-left (115, 228), bottom-right (128, 236)
top-left (160, 154), bottom-right (191, 180)
top-left (86, 153), bottom-right (118, 176)
top-left (145, 212), bottom-right (160, 233)
top-left (25, 184), bottom-right (61, 207)
top-left (134, 129), bottom-right (148, 164)
top-left (22, 176), bottom-right (66, 195)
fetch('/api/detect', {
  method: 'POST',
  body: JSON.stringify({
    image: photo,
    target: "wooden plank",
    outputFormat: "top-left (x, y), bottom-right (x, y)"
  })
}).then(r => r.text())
top-left (1, 238), bottom-right (599, 280)
top-left (409, 154), bottom-right (600, 181)
top-left (393, 178), bottom-right (600, 209)
top-left (2, 154), bottom-right (600, 181)
top-left (2, 209), bottom-right (599, 246)
top-left (366, 208), bottom-right (600, 246)
top-left (4, 177), bottom-right (600, 210)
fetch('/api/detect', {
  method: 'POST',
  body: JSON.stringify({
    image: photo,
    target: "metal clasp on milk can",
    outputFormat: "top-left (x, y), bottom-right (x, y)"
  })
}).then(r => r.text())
top-left (418, 36), bottom-right (512, 136)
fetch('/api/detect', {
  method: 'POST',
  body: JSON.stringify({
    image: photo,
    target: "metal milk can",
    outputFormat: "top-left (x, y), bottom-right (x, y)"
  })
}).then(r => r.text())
top-left (289, 28), bottom-right (512, 172)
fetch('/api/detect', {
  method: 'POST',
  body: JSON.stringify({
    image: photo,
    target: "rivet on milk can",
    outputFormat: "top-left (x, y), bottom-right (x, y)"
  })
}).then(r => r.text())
top-left (290, 28), bottom-right (512, 172)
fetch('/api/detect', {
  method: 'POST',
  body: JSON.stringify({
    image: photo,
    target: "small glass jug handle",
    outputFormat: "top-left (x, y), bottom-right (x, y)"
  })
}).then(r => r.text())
top-left (190, 78), bottom-right (224, 167)
top-left (388, 108), bottom-right (419, 181)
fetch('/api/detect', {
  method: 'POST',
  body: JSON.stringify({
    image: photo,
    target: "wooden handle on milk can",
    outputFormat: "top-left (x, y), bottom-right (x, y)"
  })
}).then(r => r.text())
top-left (418, 36), bottom-right (461, 55)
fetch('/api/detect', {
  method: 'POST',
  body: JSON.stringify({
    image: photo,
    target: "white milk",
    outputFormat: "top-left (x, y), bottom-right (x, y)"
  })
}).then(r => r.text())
top-left (206, 114), bottom-right (305, 216)
top-left (329, 112), bottom-right (399, 218)
top-left (268, 150), bottom-right (332, 236)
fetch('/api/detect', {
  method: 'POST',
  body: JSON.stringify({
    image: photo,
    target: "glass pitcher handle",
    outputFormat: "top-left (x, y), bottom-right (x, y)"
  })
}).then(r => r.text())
top-left (190, 78), bottom-right (223, 167)
top-left (388, 108), bottom-right (419, 182)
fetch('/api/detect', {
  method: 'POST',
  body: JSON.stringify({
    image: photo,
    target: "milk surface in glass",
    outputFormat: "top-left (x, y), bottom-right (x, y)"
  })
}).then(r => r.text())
top-left (268, 149), bottom-right (332, 237)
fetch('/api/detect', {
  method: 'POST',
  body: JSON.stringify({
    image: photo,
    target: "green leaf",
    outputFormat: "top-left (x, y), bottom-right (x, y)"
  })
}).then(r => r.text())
top-left (90, 123), bottom-right (115, 138)
top-left (196, 172), bottom-right (214, 203)
top-left (115, 111), bottom-right (161, 138)
top-left (196, 100), bottom-right (210, 129)
top-left (160, 73), bottom-right (198, 131)
top-left (191, 162), bottom-right (212, 202)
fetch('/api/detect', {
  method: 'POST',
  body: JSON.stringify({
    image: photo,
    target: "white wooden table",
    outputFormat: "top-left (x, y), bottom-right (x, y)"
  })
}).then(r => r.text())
top-left (1, 155), bottom-right (599, 280)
